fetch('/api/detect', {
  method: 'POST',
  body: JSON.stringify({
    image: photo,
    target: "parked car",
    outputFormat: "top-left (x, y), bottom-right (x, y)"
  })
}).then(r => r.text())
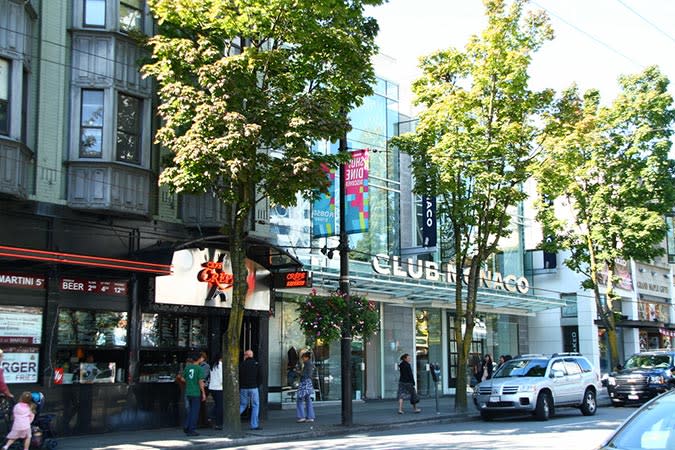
top-left (473, 352), bottom-right (600, 421)
top-left (595, 389), bottom-right (675, 449)
top-left (606, 350), bottom-right (675, 406)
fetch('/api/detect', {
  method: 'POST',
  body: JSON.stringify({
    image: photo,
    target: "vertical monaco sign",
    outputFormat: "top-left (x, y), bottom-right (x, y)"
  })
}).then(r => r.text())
top-left (422, 195), bottom-right (436, 247)
top-left (344, 149), bottom-right (369, 234)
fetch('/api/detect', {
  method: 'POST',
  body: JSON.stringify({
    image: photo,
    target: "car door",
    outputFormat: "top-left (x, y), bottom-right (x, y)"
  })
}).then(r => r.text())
top-left (549, 359), bottom-right (571, 404)
top-left (563, 358), bottom-right (584, 404)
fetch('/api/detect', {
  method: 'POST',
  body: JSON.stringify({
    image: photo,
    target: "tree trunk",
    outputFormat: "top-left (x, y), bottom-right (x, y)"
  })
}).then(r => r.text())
top-left (222, 206), bottom-right (250, 435)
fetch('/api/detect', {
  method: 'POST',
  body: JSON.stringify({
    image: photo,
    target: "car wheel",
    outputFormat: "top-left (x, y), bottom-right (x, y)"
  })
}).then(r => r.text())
top-left (480, 411), bottom-right (494, 421)
top-left (580, 388), bottom-right (597, 416)
top-left (535, 391), bottom-right (552, 421)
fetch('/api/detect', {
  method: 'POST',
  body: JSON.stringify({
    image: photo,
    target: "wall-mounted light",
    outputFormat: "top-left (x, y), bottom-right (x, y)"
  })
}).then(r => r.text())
top-left (320, 245), bottom-right (335, 259)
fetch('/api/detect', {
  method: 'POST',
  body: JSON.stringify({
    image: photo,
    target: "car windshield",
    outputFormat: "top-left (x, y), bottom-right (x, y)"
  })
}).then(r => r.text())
top-left (606, 392), bottom-right (675, 449)
top-left (624, 355), bottom-right (671, 369)
top-left (494, 358), bottom-right (548, 378)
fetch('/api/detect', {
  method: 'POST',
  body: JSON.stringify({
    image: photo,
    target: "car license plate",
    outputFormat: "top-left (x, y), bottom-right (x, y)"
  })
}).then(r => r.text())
top-left (489, 396), bottom-right (500, 403)
top-left (628, 394), bottom-right (639, 400)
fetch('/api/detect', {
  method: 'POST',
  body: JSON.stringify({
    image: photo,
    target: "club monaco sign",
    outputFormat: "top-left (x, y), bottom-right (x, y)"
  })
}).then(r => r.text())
top-left (371, 254), bottom-right (530, 294)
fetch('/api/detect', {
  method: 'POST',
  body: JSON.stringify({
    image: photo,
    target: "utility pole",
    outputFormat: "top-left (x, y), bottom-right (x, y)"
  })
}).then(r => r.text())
top-left (338, 133), bottom-right (353, 426)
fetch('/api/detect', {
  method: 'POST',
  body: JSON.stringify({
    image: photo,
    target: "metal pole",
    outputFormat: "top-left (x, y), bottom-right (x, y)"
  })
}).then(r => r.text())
top-left (339, 133), bottom-right (353, 427)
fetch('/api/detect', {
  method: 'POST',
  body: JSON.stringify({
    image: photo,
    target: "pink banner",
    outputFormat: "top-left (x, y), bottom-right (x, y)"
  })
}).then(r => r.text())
top-left (344, 149), bottom-right (369, 234)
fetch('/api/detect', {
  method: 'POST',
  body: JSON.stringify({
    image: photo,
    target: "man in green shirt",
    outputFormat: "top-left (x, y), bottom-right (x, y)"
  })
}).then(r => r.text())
top-left (180, 354), bottom-right (205, 436)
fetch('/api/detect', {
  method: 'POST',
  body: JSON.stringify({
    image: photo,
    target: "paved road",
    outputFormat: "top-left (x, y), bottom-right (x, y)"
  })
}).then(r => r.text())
top-left (227, 406), bottom-right (636, 450)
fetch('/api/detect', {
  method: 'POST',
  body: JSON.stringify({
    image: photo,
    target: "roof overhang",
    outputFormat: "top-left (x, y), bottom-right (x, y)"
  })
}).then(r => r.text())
top-left (278, 264), bottom-right (566, 316)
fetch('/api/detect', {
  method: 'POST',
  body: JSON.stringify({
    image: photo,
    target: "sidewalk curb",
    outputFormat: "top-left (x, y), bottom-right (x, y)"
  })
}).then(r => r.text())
top-left (187, 412), bottom-right (475, 449)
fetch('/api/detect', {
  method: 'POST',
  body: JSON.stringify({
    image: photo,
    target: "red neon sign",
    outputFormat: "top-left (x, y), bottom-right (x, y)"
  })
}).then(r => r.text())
top-left (197, 261), bottom-right (234, 290)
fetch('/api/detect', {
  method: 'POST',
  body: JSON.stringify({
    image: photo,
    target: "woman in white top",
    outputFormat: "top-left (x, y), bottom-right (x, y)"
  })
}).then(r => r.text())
top-left (209, 354), bottom-right (223, 430)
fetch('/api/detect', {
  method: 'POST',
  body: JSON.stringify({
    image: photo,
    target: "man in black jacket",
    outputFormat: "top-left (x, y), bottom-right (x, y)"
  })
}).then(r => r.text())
top-left (239, 349), bottom-right (262, 430)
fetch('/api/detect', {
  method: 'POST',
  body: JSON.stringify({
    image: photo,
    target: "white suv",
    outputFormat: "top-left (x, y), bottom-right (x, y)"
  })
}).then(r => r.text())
top-left (473, 353), bottom-right (600, 421)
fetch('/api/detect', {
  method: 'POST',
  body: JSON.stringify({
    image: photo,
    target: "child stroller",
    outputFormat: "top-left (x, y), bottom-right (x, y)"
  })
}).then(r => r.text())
top-left (1, 392), bottom-right (57, 449)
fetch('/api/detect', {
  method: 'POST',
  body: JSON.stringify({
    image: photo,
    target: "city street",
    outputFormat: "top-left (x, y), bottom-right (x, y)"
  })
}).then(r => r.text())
top-left (227, 407), bottom-right (635, 450)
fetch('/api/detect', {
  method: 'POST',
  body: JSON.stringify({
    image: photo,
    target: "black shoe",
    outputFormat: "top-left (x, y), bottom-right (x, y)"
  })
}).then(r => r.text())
top-left (250, 427), bottom-right (262, 430)
top-left (186, 431), bottom-right (200, 436)
top-left (183, 427), bottom-right (188, 433)
top-left (214, 426), bottom-right (223, 430)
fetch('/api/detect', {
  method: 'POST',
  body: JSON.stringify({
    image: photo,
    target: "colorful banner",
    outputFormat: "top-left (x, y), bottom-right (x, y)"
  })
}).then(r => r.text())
top-left (312, 163), bottom-right (337, 237)
top-left (344, 149), bottom-right (369, 234)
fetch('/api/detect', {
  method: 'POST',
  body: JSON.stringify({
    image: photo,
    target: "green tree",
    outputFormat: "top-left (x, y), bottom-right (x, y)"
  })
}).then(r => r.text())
top-left (534, 66), bottom-right (675, 370)
top-left (143, 0), bottom-right (382, 434)
top-left (391, 0), bottom-right (553, 412)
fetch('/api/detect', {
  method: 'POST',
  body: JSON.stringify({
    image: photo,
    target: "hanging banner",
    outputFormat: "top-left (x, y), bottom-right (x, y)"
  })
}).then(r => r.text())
top-left (422, 195), bottom-right (436, 247)
top-left (344, 149), bottom-right (369, 234)
top-left (311, 163), bottom-right (337, 238)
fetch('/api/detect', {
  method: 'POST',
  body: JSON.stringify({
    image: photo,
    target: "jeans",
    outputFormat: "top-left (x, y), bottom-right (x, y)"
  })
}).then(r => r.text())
top-left (239, 388), bottom-right (259, 429)
top-left (184, 395), bottom-right (201, 433)
top-left (296, 393), bottom-right (315, 420)
top-left (211, 389), bottom-right (223, 427)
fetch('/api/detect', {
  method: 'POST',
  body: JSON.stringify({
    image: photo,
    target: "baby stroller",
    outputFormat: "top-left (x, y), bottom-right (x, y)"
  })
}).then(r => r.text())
top-left (2, 392), bottom-right (57, 449)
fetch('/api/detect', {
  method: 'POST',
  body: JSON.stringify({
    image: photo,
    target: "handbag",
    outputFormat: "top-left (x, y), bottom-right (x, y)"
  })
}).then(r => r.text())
top-left (410, 388), bottom-right (420, 405)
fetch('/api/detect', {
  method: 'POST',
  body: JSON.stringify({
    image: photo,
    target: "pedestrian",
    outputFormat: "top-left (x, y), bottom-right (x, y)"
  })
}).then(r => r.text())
top-left (2, 391), bottom-right (35, 450)
top-left (197, 351), bottom-right (211, 428)
top-left (497, 355), bottom-right (506, 369)
top-left (178, 353), bottom-right (206, 436)
top-left (239, 349), bottom-right (262, 430)
top-left (209, 353), bottom-right (223, 430)
top-left (481, 354), bottom-right (494, 382)
top-left (296, 352), bottom-right (316, 423)
top-left (397, 353), bottom-right (421, 414)
top-left (0, 350), bottom-right (13, 400)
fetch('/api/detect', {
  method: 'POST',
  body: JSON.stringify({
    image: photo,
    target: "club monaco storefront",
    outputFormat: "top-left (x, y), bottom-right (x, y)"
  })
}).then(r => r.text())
top-left (268, 254), bottom-right (567, 405)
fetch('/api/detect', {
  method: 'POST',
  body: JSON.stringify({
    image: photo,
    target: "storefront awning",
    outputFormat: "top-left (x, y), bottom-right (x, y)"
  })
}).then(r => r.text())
top-left (296, 263), bottom-right (567, 316)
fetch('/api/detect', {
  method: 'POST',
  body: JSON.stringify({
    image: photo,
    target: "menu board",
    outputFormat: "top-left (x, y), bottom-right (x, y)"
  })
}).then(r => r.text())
top-left (0, 306), bottom-right (43, 345)
top-left (58, 309), bottom-right (127, 347)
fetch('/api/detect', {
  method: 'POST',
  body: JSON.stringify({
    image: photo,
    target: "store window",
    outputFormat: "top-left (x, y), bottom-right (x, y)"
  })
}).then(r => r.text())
top-left (272, 301), bottom-right (344, 402)
top-left (0, 306), bottom-right (43, 384)
top-left (116, 93), bottom-right (141, 164)
top-left (80, 89), bottom-right (104, 158)
top-left (84, 0), bottom-right (106, 27)
top-left (55, 308), bottom-right (127, 384)
top-left (383, 304), bottom-right (413, 397)
top-left (139, 313), bottom-right (207, 383)
top-left (415, 309), bottom-right (442, 397)
top-left (0, 58), bottom-right (9, 135)
top-left (119, 0), bottom-right (143, 33)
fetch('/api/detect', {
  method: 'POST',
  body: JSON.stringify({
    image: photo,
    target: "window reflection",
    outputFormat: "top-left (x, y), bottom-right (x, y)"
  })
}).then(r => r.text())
top-left (120, 0), bottom-right (143, 33)
top-left (80, 89), bottom-right (104, 157)
top-left (116, 93), bottom-right (141, 163)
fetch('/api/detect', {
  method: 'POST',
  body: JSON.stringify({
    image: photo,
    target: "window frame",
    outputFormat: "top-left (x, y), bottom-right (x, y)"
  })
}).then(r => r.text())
top-left (0, 58), bottom-right (10, 135)
top-left (83, 0), bottom-right (107, 28)
top-left (115, 92), bottom-right (142, 164)
top-left (79, 89), bottom-right (105, 158)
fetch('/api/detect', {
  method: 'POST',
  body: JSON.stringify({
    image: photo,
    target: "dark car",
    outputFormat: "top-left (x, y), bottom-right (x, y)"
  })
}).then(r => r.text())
top-left (606, 351), bottom-right (675, 406)
top-left (595, 389), bottom-right (675, 449)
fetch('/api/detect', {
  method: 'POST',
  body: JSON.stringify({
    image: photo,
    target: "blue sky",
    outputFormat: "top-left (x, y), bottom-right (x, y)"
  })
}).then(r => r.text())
top-left (366, 0), bottom-right (675, 116)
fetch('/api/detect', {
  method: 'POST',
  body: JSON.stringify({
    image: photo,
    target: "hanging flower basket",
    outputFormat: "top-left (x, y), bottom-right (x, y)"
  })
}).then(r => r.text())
top-left (296, 289), bottom-right (379, 344)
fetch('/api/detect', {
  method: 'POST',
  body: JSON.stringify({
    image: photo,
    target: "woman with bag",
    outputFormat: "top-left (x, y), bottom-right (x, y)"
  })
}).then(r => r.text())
top-left (296, 352), bottom-right (316, 423)
top-left (397, 353), bottom-right (421, 414)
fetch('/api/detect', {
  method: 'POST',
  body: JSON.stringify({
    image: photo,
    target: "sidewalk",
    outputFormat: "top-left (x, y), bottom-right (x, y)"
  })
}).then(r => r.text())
top-left (55, 391), bottom-right (612, 450)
